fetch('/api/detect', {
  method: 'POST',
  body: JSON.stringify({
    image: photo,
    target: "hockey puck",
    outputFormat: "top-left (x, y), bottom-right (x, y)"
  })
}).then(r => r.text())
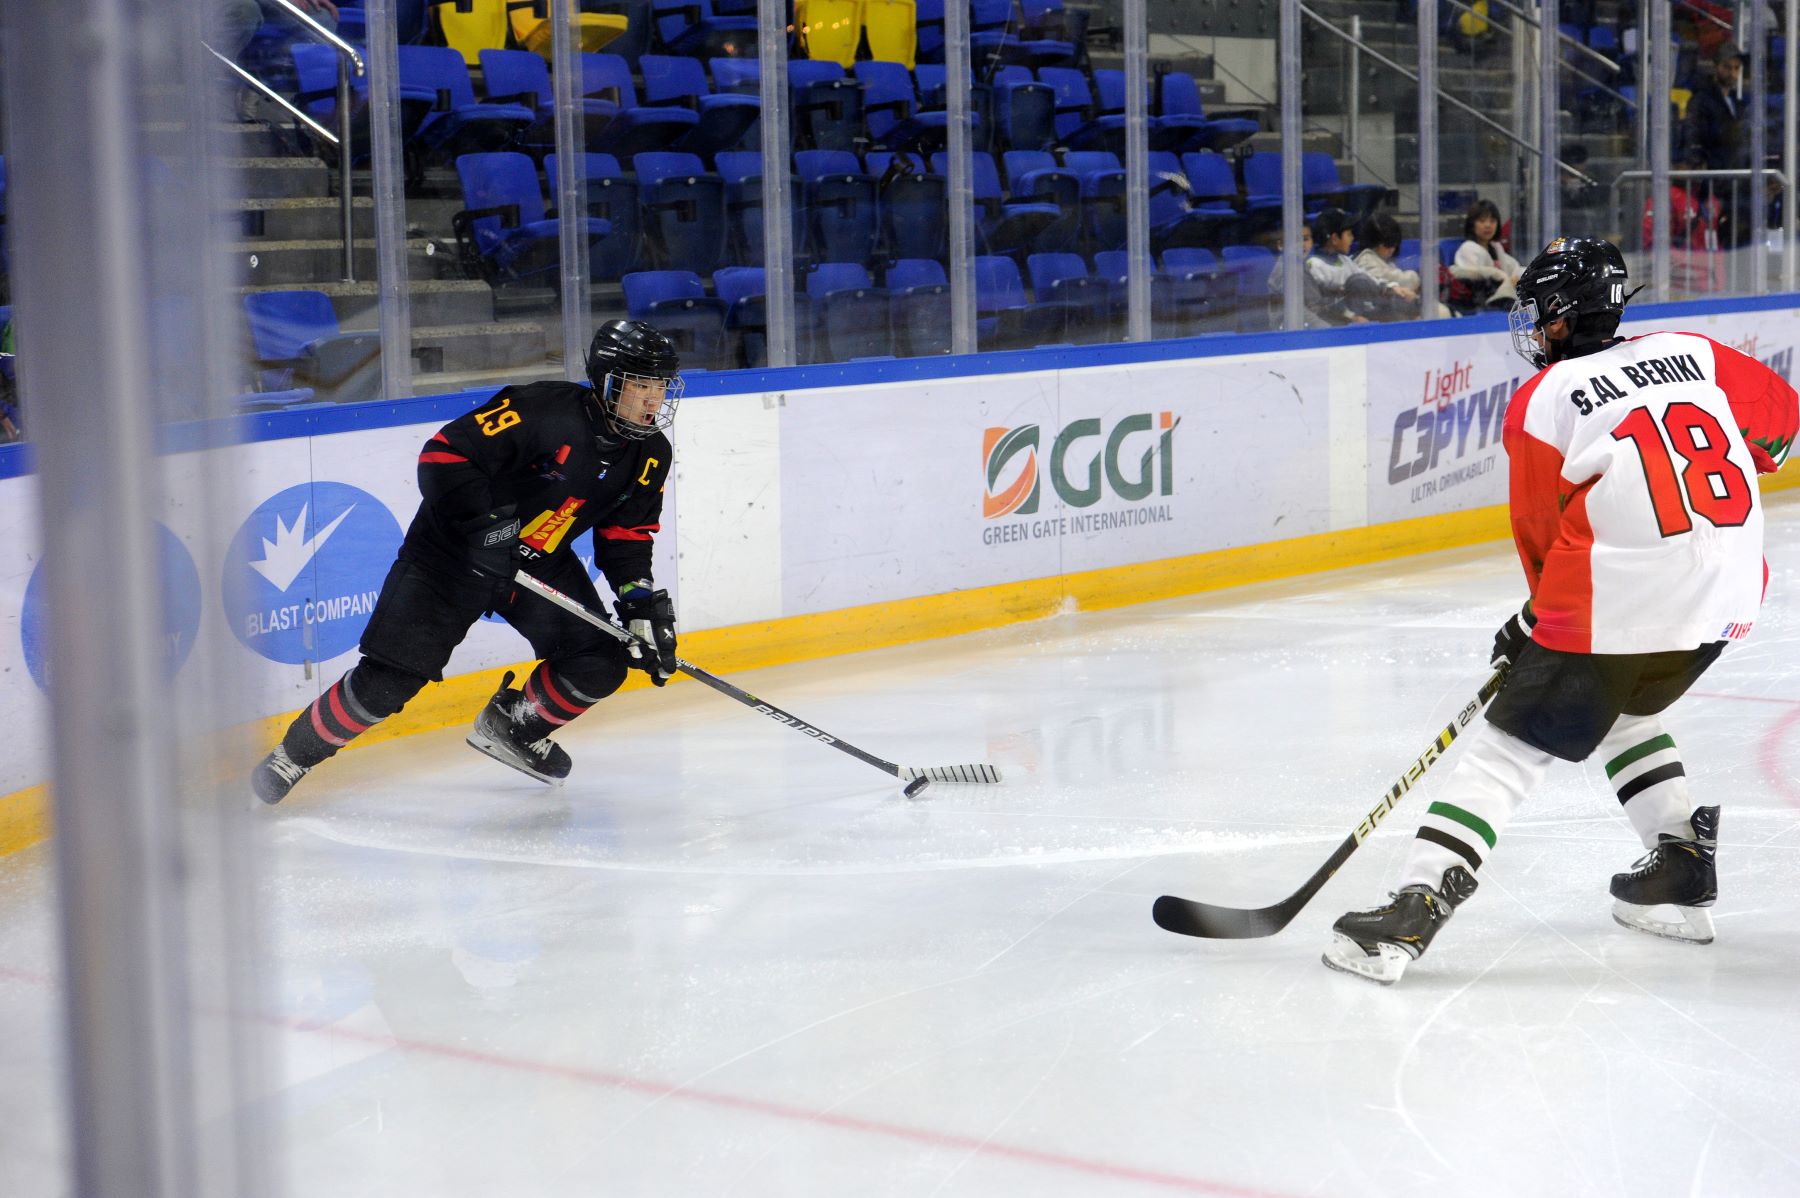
top-left (903, 776), bottom-right (931, 798)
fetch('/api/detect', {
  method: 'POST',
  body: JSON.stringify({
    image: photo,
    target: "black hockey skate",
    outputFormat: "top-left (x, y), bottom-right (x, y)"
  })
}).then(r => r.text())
top-left (466, 671), bottom-right (571, 785)
top-left (252, 745), bottom-right (310, 806)
top-left (1610, 806), bottom-right (1718, 944)
top-left (1322, 866), bottom-right (1478, 985)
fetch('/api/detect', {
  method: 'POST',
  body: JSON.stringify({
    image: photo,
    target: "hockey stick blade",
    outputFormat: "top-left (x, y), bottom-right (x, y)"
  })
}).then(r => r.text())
top-left (900, 764), bottom-right (1004, 784)
top-left (1152, 664), bottom-right (1508, 941)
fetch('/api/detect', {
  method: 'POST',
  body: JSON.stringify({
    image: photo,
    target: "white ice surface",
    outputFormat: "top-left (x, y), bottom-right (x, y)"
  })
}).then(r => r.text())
top-left (5, 500), bottom-right (1800, 1197)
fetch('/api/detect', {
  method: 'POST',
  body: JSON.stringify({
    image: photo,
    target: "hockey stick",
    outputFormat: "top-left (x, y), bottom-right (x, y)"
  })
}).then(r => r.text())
top-left (1151, 664), bottom-right (1509, 940)
top-left (513, 571), bottom-right (1003, 786)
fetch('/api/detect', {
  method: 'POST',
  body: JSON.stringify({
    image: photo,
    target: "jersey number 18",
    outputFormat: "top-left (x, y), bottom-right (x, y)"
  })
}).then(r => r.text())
top-left (1612, 402), bottom-right (1752, 537)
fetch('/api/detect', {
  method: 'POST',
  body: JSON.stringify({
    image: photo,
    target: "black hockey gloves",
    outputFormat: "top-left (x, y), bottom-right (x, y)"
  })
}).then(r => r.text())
top-left (616, 581), bottom-right (677, 686)
top-left (457, 506), bottom-right (522, 601)
top-left (1491, 601), bottom-right (1536, 667)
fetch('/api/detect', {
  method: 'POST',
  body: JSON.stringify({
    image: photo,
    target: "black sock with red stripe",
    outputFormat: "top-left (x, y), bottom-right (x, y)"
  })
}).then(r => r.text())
top-left (512, 662), bottom-right (600, 741)
top-left (281, 659), bottom-right (424, 768)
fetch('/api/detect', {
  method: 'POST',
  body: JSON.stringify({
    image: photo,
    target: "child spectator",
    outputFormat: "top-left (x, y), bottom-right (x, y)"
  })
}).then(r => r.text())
top-left (1353, 214), bottom-right (1422, 308)
top-left (1308, 208), bottom-right (1413, 322)
top-left (1450, 198), bottom-right (1523, 309)
top-left (1266, 224), bottom-right (1347, 328)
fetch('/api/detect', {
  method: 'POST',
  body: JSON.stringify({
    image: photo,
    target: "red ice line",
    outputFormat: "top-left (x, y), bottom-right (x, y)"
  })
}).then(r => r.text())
top-left (1, 962), bottom-right (1288, 1198)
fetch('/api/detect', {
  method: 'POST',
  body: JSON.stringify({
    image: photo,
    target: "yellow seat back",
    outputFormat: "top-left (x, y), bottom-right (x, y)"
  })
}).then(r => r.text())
top-left (796, 0), bottom-right (863, 67)
top-left (439, 0), bottom-right (510, 65)
top-left (863, 0), bottom-right (916, 69)
top-left (507, 4), bottom-right (631, 56)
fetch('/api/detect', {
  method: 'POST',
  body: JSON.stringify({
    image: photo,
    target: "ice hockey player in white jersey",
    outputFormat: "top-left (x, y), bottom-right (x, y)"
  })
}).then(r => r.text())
top-left (1324, 236), bottom-right (1798, 985)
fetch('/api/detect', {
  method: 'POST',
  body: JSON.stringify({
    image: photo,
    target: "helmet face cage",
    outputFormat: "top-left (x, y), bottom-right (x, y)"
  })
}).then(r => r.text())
top-left (1509, 296), bottom-right (1548, 368)
top-left (599, 368), bottom-right (683, 440)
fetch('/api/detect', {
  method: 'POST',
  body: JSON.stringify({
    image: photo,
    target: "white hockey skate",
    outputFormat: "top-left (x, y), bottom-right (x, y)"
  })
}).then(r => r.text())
top-left (1323, 866), bottom-right (1478, 985)
top-left (1610, 806), bottom-right (1718, 945)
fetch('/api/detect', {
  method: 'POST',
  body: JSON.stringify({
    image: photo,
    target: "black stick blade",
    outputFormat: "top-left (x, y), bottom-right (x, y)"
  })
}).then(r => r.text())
top-left (1152, 894), bottom-right (1300, 940)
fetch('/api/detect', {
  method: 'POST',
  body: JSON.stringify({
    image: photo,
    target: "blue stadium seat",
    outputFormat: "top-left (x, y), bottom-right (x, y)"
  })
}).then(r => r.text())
top-left (621, 270), bottom-right (729, 367)
top-left (633, 151), bottom-right (727, 275)
top-left (915, 0), bottom-right (946, 63)
top-left (1179, 151), bottom-right (1242, 214)
top-left (1302, 153), bottom-right (1386, 222)
top-left (968, 0), bottom-right (1016, 69)
top-left (1000, 150), bottom-right (1081, 251)
top-left (713, 151), bottom-right (804, 265)
top-left (242, 290), bottom-right (382, 402)
top-left (650, 0), bottom-right (756, 58)
top-left (579, 53), bottom-right (701, 157)
top-left (933, 151), bottom-right (1061, 260)
top-left (788, 60), bottom-right (864, 151)
top-left (794, 149), bottom-right (880, 265)
top-left (452, 152), bottom-right (613, 289)
top-left (974, 254), bottom-right (1062, 348)
top-left (866, 151), bottom-right (948, 260)
top-left (711, 265), bottom-right (794, 367)
top-left (1091, 248), bottom-right (1184, 333)
top-left (397, 45), bottom-right (535, 162)
top-left (854, 60), bottom-right (951, 153)
top-left (885, 257), bottom-right (953, 355)
top-left (1157, 246), bottom-right (1221, 333)
top-left (1219, 244), bottom-right (1277, 331)
top-left (988, 65), bottom-right (1056, 152)
top-left (1014, 0), bottom-right (1079, 68)
top-left (638, 54), bottom-right (760, 156)
top-left (1091, 70), bottom-right (1186, 152)
top-left (1026, 252), bottom-right (1107, 342)
top-left (544, 152), bottom-right (641, 278)
top-left (1160, 72), bottom-right (1258, 152)
top-left (806, 262), bottom-right (893, 360)
top-left (1148, 151), bottom-right (1236, 250)
top-left (1242, 151), bottom-right (1324, 231)
top-left (1037, 67), bottom-right (1126, 152)
top-left (709, 55), bottom-right (761, 95)
top-left (479, 49), bottom-right (617, 157)
top-left (1062, 149), bottom-right (1127, 250)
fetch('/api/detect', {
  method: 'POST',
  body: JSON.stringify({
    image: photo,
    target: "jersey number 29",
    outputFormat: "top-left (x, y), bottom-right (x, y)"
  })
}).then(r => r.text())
top-left (1612, 402), bottom-right (1751, 537)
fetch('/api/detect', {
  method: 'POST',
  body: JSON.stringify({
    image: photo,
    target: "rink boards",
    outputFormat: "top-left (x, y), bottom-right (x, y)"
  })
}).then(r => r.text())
top-left (2, 299), bottom-right (1798, 843)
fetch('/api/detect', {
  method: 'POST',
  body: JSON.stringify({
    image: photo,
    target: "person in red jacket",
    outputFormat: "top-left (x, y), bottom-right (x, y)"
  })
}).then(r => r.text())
top-left (1324, 237), bottom-right (1797, 985)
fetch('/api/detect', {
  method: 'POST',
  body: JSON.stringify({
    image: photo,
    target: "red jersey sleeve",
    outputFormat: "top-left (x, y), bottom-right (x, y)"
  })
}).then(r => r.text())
top-left (1704, 336), bottom-right (1797, 473)
top-left (1502, 373), bottom-right (1564, 594)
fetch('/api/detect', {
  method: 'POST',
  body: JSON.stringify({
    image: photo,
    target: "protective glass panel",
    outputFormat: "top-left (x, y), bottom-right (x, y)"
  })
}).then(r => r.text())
top-left (1142, 2), bottom-right (1273, 336)
top-left (1298, 0), bottom-right (1423, 327)
top-left (229, 0), bottom-right (397, 406)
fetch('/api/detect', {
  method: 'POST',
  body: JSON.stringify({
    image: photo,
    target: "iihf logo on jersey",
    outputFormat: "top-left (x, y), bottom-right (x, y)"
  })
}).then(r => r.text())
top-left (222, 482), bottom-right (402, 664)
top-left (20, 522), bottom-right (201, 692)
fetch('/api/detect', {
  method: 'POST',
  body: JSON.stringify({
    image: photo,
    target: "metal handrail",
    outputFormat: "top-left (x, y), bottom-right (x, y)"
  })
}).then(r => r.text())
top-left (1440, 0), bottom-right (1627, 95)
top-left (1672, 0), bottom-right (1733, 32)
top-left (1299, 3), bottom-right (1598, 184)
top-left (205, 44), bottom-right (338, 144)
top-left (267, 0), bottom-right (363, 280)
top-left (1441, 0), bottom-right (1619, 73)
top-left (1609, 169), bottom-right (1789, 295)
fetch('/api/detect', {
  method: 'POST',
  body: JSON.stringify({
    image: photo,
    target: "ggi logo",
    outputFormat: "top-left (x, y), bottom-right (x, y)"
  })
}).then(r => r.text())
top-left (984, 412), bottom-right (1175, 518)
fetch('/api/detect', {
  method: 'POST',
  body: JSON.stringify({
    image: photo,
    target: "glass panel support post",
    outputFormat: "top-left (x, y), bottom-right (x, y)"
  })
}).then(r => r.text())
top-left (366, 0), bottom-right (414, 398)
top-left (1279, 0), bottom-right (1305, 331)
top-left (1124, 0), bottom-right (1152, 340)
top-left (1418, 0), bottom-right (1440, 319)
top-left (758, 0), bottom-right (796, 366)
top-left (552, 0), bottom-right (592, 379)
top-left (945, 0), bottom-right (978, 354)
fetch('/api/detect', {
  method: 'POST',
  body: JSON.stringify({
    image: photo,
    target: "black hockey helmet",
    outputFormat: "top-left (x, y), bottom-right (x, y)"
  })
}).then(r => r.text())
top-left (1508, 236), bottom-right (1632, 368)
top-left (585, 319), bottom-right (682, 440)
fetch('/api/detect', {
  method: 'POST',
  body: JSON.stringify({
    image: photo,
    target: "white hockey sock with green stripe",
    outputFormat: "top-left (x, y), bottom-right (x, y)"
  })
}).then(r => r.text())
top-left (1600, 714), bottom-right (1692, 847)
top-left (1400, 722), bottom-right (1554, 890)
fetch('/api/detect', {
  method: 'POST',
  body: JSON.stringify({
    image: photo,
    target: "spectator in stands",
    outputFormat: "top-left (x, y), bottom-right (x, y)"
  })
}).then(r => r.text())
top-left (1353, 213), bottom-right (1422, 306)
top-left (1308, 208), bottom-right (1414, 322)
top-left (1683, 43), bottom-right (1754, 245)
top-left (1642, 151), bottom-right (1724, 292)
top-left (1449, 198), bottom-right (1523, 309)
top-left (1267, 224), bottom-right (1347, 328)
top-left (0, 315), bottom-right (18, 444)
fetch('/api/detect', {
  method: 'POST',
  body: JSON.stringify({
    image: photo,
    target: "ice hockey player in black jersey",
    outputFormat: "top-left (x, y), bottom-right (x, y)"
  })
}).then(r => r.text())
top-left (252, 320), bottom-right (683, 803)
